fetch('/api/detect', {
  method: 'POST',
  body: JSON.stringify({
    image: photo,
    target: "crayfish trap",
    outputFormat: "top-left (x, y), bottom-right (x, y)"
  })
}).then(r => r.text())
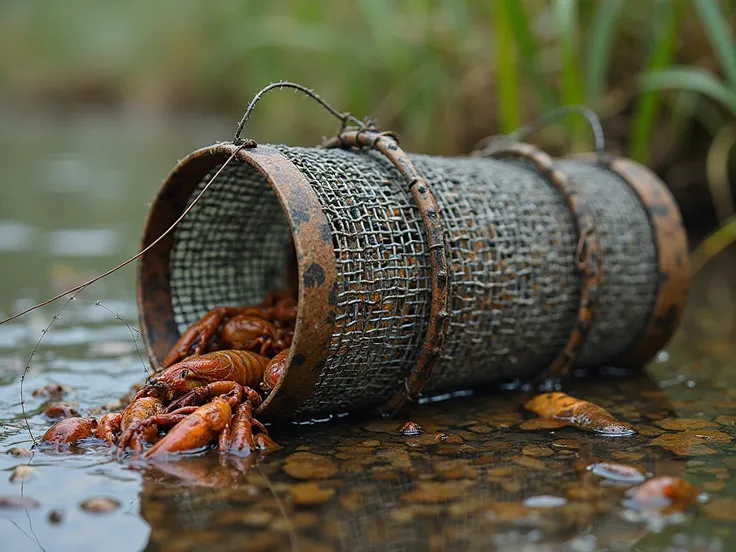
top-left (137, 100), bottom-right (689, 422)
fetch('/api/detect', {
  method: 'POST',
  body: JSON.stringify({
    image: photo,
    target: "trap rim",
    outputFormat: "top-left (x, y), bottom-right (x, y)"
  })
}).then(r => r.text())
top-left (569, 153), bottom-right (690, 366)
top-left (136, 143), bottom-right (338, 419)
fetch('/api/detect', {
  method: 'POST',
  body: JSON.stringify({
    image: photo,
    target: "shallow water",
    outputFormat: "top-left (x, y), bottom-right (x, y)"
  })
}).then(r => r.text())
top-left (0, 113), bottom-right (735, 552)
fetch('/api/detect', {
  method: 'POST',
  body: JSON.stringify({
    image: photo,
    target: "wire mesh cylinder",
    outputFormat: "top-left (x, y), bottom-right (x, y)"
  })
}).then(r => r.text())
top-left (137, 142), bottom-right (688, 420)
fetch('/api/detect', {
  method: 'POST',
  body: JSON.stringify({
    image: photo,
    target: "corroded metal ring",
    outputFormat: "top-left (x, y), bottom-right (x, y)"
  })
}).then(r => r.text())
top-left (481, 143), bottom-right (603, 381)
top-left (570, 153), bottom-right (690, 367)
top-left (137, 144), bottom-right (338, 420)
top-left (322, 129), bottom-right (451, 415)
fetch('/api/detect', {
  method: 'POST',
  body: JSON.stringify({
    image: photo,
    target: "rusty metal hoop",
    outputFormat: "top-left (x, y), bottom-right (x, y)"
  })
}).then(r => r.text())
top-left (322, 128), bottom-right (451, 415)
top-left (136, 143), bottom-right (340, 419)
top-left (477, 142), bottom-right (603, 381)
top-left (569, 153), bottom-right (690, 367)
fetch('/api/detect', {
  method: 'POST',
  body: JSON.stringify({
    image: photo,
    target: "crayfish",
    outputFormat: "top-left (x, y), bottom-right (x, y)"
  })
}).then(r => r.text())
top-left (162, 292), bottom-right (296, 367)
top-left (40, 291), bottom-right (296, 460)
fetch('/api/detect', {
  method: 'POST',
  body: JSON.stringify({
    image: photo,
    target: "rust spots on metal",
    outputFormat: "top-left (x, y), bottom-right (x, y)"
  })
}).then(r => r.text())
top-left (323, 129), bottom-right (450, 415)
top-left (482, 143), bottom-right (603, 381)
top-left (137, 144), bottom-right (338, 420)
top-left (572, 154), bottom-right (689, 367)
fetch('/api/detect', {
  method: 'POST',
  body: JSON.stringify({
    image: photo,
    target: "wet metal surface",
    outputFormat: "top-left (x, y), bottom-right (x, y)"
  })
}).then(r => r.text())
top-left (0, 113), bottom-right (735, 551)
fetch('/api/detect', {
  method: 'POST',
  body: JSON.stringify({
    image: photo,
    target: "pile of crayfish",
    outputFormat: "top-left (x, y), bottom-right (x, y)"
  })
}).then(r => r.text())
top-left (40, 291), bottom-right (296, 459)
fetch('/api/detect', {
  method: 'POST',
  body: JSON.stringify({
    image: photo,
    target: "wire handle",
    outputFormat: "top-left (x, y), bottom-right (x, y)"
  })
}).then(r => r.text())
top-left (475, 105), bottom-right (606, 160)
top-left (234, 81), bottom-right (365, 145)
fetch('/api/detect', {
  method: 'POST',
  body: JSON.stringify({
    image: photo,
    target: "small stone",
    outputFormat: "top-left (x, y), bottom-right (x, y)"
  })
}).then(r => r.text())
top-left (47, 509), bottom-right (64, 524)
top-left (512, 456), bottom-right (546, 471)
top-left (523, 495), bottom-right (567, 508)
top-left (240, 511), bottom-right (273, 527)
top-left (9, 465), bottom-right (36, 483)
top-left (714, 415), bottom-right (736, 427)
top-left (7, 448), bottom-right (32, 458)
top-left (435, 432), bottom-right (463, 444)
top-left (653, 418), bottom-right (716, 431)
top-left (44, 403), bottom-right (79, 419)
top-left (465, 425), bottom-right (495, 434)
top-left (289, 482), bottom-right (335, 506)
top-left (0, 496), bottom-right (40, 509)
top-left (32, 383), bottom-right (70, 399)
top-left (487, 466), bottom-right (514, 480)
top-left (650, 430), bottom-right (732, 456)
top-left (706, 498), bottom-right (736, 523)
top-left (80, 497), bottom-right (120, 514)
top-left (703, 481), bottom-right (726, 493)
top-left (519, 419), bottom-right (566, 431)
top-left (399, 422), bottom-right (422, 436)
top-left (586, 462), bottom-right (646, 484)
top-left (400, 481), bottom-right (473, 504)
top-left (611, 451), bottom-right (645, 462)
top-left (522, 444), bottom-right (553, 457)
top-left (283, 452), bottom-right (338, 480)
top-left (551, 439), bottom-right (579, 450)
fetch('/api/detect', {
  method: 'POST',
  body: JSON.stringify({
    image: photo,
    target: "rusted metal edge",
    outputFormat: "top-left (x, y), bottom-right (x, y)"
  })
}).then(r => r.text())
top-left (569, 153), bottom-right (690, 367)
top-left (322, 129), bottom-right (451, 416)
top-left (482, 143), bottom-right (603, 381)
top-left (136, 143), bottom-right (337, 420)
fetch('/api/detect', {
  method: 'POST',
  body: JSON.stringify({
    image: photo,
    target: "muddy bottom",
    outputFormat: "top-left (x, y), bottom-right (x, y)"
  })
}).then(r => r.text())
top-left (0, 114), bottom-right (734, 551)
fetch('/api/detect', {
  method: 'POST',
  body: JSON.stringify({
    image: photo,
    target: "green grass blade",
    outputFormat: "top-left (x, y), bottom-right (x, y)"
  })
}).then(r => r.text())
top-left (691, 215), bottom-right (736, 273)
top-left (492, 0), bottom-right (521, 133)
top-left (639, 67), bottom-right (736, 115)
top-left (629, 2), bottom-right (684, 162)
top-left (502, 0), bottom-right (556, 112)
top-left (693, 0), bottom-right (736, 87)
top-left (586, 0), bottom-right (626, 104)
top-left (553, 0), bottom-right (584, 142)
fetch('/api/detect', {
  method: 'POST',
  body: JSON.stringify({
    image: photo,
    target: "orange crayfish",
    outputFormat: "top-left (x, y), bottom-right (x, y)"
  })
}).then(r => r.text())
top-left (162, 294), bottom-right (295, 368)
top-left (115, 349), bottom-right (287, 455)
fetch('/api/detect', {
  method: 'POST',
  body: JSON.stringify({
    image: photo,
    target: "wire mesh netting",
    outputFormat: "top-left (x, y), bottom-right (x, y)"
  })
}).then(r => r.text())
top-left (167, 146), bottom-right (658, 416)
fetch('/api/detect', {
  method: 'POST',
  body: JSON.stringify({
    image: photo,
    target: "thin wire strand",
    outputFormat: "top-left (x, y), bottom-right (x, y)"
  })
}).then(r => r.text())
top-left (20, 290), bottom-right (80, 447)
top-left (506, 105), bottom-right (606, 158)
top-left (76, 298), bottom-right (149, 375)
top-left (234, 81), bottom-right (363, 143)
top-left (2, 517), bottom-right (45, 552)
top-left (257, 463), bottom-right (299, 551)
top-left (0, 146), bottom-right (244, 327)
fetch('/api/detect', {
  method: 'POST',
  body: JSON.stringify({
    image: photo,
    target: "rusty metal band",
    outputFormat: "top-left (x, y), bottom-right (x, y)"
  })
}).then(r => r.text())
top-left (480, 143), bottom-right (603, 380)
top-left (136, 143), bottom-right (338, 420)
top-left (570, 153), bottom-right (690, 367)
top-left (322, 129), bottom-right (451, 415)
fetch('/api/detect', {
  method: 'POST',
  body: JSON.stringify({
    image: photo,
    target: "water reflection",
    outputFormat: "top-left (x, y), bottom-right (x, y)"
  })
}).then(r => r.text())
top-left (134, 374), bottom-right (713, 551)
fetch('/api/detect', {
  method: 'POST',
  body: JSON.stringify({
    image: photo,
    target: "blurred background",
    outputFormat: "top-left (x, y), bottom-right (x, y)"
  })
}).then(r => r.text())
top-left (0, 0), bottom-right (735, 244)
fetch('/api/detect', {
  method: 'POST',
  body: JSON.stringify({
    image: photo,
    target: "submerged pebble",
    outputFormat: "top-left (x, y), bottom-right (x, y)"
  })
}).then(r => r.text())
top-left (399, 421), bottom-right (422, 436)
top-left (8, 465), bottom-right (36, 482)
top-left (80, 497), bottom-right (121, 514)
top-left (44, 403), bottom-right (80, 419)
top-left (523, 495), bottom-right (567, 508)
top-left (32, 383), bottom-right (70, 399)
top-left (283, 452), bottom-right (338, 480)
top-left (290, 482), bottom-right (335, 506)
top-left (6, 447), bottom-right (32, 457)
top-left (586, 462), bottom-right (647, 484)
top-left (0, 496), bottom-right (40, 509)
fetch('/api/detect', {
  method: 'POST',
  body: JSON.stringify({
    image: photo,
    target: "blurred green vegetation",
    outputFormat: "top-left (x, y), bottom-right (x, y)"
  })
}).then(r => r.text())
top-left (0, 0), bottom-right (735, 229)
